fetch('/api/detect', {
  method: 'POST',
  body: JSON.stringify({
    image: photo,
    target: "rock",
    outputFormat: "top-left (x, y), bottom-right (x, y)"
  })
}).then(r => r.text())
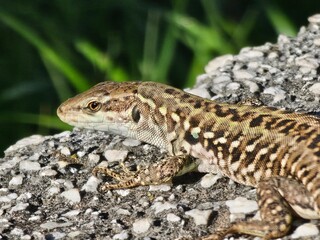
top-left (151, 201), bottom-right (176, 214)
top-left (185, 209), bottom-right (212, 226)
top-left (291, 223), bottom-right (319, 238)
top-left (60, 188), bottom-right (81, 203)
top-left (226, 197), bottom-right (258, 214)
top-left (104, 150), bottom-right (128, 162)
top-left (132, 218), bottom-right (151, 234)
top-left (19, 160), bottom-right (41, 171)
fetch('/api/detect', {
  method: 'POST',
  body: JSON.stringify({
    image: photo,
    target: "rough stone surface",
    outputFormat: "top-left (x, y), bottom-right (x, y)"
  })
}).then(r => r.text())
top-left (1, 15), bottom-right (320, 240)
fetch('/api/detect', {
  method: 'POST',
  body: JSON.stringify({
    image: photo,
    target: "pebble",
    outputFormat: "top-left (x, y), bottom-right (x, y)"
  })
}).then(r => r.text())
top-left (68, 231), bottom-right (84, 238)
top-left (151, 201), bottom-right (176, 214)
top-left (291, 223), bottom-right (319, 238)
top-left (149, 184), bottom-right (171, 192)
top-left (40, 169), bottom-right (57, 177)
top-left (4, 135), bottom-right (45, 154)
top-left (62, 210), bottom-right (81, 218)
top-left (60, 146), bottom-right (71, 156)
top-left (9, 175), bottom-right (24, 186)
top-left (263, 87), bottom-right (286, 102)
top-left (166, 213), bottom-right (181, 222)
top-left (225, 197), bottom-right (258, 214)
top-left (237, 49), bottom-right (263, 60)
top-left (81, 176), bottom-right (101, 192)
top-left (185, 86), bottom-right (211, 99)
top-left (10, 227), bottom-right (24, 236)
top-left (308, 14), bottom-right (320, 24)
top-left (10, 203), bottom-right (29, 212)
top-left (104, 150), bottom-right (128, 162)
top-left (40, 221), bottom-right (73, 230)
top-left (0, 193), bottom-right (18, 202)
top-left (116, 208), bottom-right (131, 216)
top-left (226, 82), bottom-right (241, 91)
top-left (205, 54), bottom-right (234, 73)
top-left (200, 173), bottom-right (223, 188)
top-left (60, 188), bottom-right (81, 203)
top-left (295, 56), bottom-right (319, 69)
top-left (233, 70), bottom-right (256, 80)
top-left (132, 218), bottom-right (151, 234)
top-left (19, 160), bottom-right (41, 171)
top-left (113, 230), bottom-right (130, 240)
top-left (185, 209), bottom-right (212, 226)
top-left (309, 82), bottom-right (320, 95)
top-left (88, 153), bottom-right (100, 164)
top-left (243, 80), bottom-right (260, 93)
top-left (122, 138), bottom-right (141, 147)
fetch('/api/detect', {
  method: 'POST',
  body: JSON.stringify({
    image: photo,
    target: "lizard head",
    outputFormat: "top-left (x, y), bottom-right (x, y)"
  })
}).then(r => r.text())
top-left (57, 81), bottom-right (142, 138)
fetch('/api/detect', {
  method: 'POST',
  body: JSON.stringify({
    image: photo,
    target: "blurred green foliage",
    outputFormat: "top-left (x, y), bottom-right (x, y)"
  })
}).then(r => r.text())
top-left (0, 0), bottom-right (319, 154)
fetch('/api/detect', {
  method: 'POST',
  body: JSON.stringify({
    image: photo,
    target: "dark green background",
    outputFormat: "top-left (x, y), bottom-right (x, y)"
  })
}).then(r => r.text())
top-left (0, 1), bottom-right (319, 154)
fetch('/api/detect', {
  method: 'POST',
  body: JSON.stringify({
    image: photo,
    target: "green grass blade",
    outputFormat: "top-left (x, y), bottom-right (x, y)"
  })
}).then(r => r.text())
top-left (0, 11), bottom-right (90, 92)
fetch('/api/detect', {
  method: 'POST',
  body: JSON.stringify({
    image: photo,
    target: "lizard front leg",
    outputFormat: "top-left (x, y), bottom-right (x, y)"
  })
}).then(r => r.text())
top-left (93, 154), bottom-right (198, 190)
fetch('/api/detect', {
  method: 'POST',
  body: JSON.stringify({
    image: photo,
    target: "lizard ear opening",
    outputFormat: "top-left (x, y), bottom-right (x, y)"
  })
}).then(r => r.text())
top-left (131, 105), bottom-right (141, 123)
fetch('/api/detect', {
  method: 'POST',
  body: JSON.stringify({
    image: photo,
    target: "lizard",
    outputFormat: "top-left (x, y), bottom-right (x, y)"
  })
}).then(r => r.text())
top-left (57, 81), bottom-right (320, 239)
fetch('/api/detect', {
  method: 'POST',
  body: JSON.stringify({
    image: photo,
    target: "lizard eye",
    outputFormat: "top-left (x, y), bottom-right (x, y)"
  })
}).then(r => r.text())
top-left (87, 101), bottom-right (101, 112)
top-left (131, 105), bottom-right (141, 123)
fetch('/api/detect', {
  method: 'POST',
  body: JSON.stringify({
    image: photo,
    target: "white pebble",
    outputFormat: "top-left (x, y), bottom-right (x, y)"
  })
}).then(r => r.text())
top-left (116, 208), bottom-right (131, 216)
top-left (104, 150), bottom-right (128, 162)
top-left (226, 82), bottom-right (241, 91)
top-left (40, 169), bottom-right (57, 177)
top-left (233, 70), bottom-right (256, 80)
top-left (62, 210), bottom-right (81, 218)
top-left (122, 138), bottom-right (141, 147)
top-left (308, 14), bottom-right (320, 24)
top-left (166, 213), bottom-right (181, 222)
top-left (4, 135), bottom-right (45, 154)
top-left (40, 221), bottom-right (72, 230)
top-left (151, 202), bottom-right (176, 214)
top-left (81, 176), bottom-right (101, 192)
top-left (10, 227), bottom-right (24, 236)
top-left (185, 209), bottom-right (212, 226)
top-left (205, 54), bottom-right (234, 73)
top-left (19, 160), bottom-right (41, 171)
top-left (9, 175), bottom-right (24, 186)
top-left (309, 82), bottom-right (320, 95)
top-left (226, 197), bottom-right (258, 214)
top-left (291, 223), bottom-right (319, 238)
top-left (200, 173), bottom-right (223, 188)
top-left (295, 56), bottom-right (319, 69)
top-left (132, 218), bottom-right (151, 234)
top-left (10, 203), bottom-right (29, 213)
top-left (60, 188), bottom-right (81, 203)
top-left (0, 193), bottom-right (18, 202)
top-left (149, 184), bottom-right (171, 192)
top-left (60, 147), bottom-right (71, 156)
top-left (88, 153), bottom-right (100, 164)
top-left (113, 230), bottom-right (129, 240)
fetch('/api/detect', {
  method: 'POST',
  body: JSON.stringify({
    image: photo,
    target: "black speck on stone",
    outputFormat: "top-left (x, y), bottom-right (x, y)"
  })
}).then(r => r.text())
top-left (153, 219), bottom-right (161, 227)
top-left (98, 212), bottom-right (109, 219)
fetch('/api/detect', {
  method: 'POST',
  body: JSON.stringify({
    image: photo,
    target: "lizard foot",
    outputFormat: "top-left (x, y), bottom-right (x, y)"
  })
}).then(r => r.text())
top-left (92, 154), bottom-right (198, 191)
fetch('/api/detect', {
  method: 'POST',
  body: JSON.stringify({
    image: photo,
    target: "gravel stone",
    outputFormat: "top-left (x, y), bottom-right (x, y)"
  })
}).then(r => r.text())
top-left (132, 218), bottom-right (152, 234)
top-left (291, 223), bottom-right (319, 238)
top-left (9, 174), bottom-right (24, 186)
top-left (60, 188), bottom-right (81, 203)
top-left (19, 160), bottom-right (41, 171)
top-left (104, 149), bottom-right (128, 162)
top-left (225, 197), bottom-right (258, 214)
top-left (185, 209), bottom-right (212, 226)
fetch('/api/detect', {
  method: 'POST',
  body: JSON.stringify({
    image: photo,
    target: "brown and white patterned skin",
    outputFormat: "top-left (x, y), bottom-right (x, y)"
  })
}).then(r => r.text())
top-left (57, 81), bottom-right (320, 239)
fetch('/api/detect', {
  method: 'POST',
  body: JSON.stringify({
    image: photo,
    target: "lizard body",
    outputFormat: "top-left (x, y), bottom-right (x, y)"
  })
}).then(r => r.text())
top-left (57, 81), bottom-right (320, 239)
